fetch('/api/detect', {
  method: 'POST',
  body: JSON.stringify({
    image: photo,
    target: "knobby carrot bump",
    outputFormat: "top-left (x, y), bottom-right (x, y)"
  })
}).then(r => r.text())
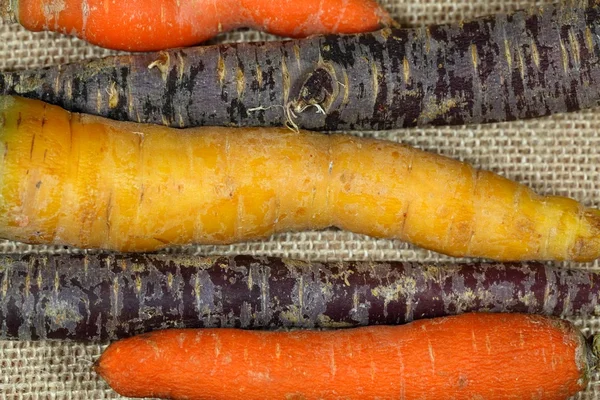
top-left (3, 1), bottom-right (600, 130)
top-left (0, 0), bottom-right (391, 51)
top-left (2, 254), bottom-right (600, 341)
top-left (95, 313), bottom-right (596, 400)
top-left (1, 95), bottom-right (599, 260)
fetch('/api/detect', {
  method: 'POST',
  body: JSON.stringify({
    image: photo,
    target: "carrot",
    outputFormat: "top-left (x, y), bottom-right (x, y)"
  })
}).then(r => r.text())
top-left (1, 95), bottom-right (599, 260)
top-left (2, 253), bottom-right (600, 341)
top-left (2, 1), bottom-right (600, 129)
top-left (0, 0), bottom-right (391, 51)
top-left (95, 313), bottom-right (596, 400)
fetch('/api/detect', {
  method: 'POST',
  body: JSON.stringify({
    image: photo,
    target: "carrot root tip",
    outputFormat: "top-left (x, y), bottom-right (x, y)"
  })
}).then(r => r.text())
top-left (592, 335), bottom-right (600, 366)
top-left (0, 0), bottom-right (17, 23)
top-left (377, 7), bottom-right (394, 27)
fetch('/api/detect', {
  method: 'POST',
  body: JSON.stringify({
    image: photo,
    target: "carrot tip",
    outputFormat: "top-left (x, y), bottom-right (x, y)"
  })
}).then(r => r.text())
top-left (92, 357), bottom-right (103, 375)
top-left (376, 7), bottom-right (394, 27)
top-left (0, 0), bottom-right (17, 23)
top-left (592, 335), bottom-right (600, 363)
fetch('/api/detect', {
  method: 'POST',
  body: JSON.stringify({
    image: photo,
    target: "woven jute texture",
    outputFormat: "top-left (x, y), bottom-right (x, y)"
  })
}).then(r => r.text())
top-left (1, 0), bottom-right (600, 398)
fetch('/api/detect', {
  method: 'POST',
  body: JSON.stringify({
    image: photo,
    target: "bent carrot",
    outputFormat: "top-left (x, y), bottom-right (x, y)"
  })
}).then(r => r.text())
top-left (95, 313), bottom-right (596, 400)
top-left (1, 95), bottom-right (600, 260)
top-left (0, 0), bottom-right (391, 51)
top-left (3, 254), bottom-right (600, 341)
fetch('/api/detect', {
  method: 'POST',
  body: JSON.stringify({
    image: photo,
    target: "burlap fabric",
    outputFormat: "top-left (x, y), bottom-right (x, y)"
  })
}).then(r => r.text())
top-left (1, 0), bottom-right (599, 398)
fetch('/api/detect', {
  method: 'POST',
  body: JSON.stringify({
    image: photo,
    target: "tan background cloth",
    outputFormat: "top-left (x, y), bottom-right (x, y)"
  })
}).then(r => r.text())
top-left (1, 0), bottom-right (600, 398)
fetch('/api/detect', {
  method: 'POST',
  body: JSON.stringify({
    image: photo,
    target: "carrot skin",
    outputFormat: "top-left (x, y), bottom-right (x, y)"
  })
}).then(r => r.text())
top-left (1, 254), bottom-right (600, 341)
top-left (2, 1), bottom-right (600, 129)
top-left (95, 313), bottom-right (593, 400)
top-left (1, 0), bottom-right (390, 51)
top-left (1, 95), bottom-right (600, 260)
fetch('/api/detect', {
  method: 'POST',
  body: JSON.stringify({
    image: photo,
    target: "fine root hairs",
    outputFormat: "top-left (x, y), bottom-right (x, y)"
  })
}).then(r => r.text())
top-left (286, 102), bottom-right (327, 133)
top-left (247, 104), bottom-right (300, 133)
top-left (246, 105), bottom-right (285, 113)
top-left (247, 102), bottom-right (327, 133)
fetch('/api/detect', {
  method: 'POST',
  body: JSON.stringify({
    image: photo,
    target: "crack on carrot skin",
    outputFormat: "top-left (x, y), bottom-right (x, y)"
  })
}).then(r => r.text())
top-left (105, 191), bottom-right (113, 246)
top-left (79, 0), bottom-right (90, 39)
top-left (568, 28), bottom-right (582, 69)
top-left (292, 64), bottom-right (338, 118)
top-left (560, 39), bottom-right (570, 73)
top-left (1, 270), bottom-right (8, 298)
top-left (504, 39), bottom-right (512, 69)
top-left (53, 64), bottom-right (62, 95)
top-left (217, 50), bottom-right (226, 87)
top-left (528, 39), bottom-right (541, 70)
top-left (402, 56), bottom-right (410, 84)
top-left (28, 132), bottom-right (36, 161)
top-left (471, 44), bottom-right (479, 72)
top-left (108, 82), bottom-right (119, 109)
top-left (585, 26), bottom-right (595, 52)
top-left (281, 53), bottom-right (290, 105)
top-left (569, 205), bottom-right (587, 260)
top-left (255, 64), bottom-right (263, 88)
top-left (148, 52), bottom-right (171, 82)
top-left (371, 61), bottom-right (379, 101)
top-left (95, 89), bottom-right (102, 114)
top-left (292, 43), bottom-right (302, 70)
top-left (418, 97), bottom-right (462, 123)
top-left (237, 62), bottom-right (246, 99)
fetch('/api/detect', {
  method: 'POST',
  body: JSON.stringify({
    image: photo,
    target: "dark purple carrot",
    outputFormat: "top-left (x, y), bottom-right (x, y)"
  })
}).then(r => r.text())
top-left (1, 0), bottom-right (600, 130)
top-left (1, 253), bottom-right (599, 341)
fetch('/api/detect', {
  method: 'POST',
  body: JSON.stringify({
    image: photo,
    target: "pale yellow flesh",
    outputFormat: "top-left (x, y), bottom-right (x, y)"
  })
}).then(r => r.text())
top-left (1, 96), bottom-right (599, 261)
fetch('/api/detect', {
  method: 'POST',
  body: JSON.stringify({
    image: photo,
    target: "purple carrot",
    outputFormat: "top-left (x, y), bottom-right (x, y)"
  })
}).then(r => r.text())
top-left (1, 253), bottom-right (598, 341)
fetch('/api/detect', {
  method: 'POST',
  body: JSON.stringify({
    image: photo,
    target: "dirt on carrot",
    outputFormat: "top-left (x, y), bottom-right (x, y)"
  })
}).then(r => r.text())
top-left (94, 313), bottom-right (595, 400)
top-left (0, 0), bottom-right (391, 51)
top-left (1, 95), bottom-right (599, 261)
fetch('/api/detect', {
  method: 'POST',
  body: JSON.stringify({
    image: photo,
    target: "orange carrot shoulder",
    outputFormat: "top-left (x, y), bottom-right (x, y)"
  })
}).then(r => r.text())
top-left (95, 313), bottom-right (596, 400)
top-left (1, 0), bottom-right (391, 51)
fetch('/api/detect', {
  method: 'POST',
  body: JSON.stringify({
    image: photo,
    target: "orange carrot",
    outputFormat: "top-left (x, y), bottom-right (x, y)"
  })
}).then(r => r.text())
top-left (0, 0), bottom-right (391, 51)
top-left (95, 313), bottom-right (595, 400)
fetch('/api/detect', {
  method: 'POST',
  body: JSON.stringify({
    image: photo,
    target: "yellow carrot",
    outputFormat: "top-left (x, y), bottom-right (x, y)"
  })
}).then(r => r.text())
top-left (0, 95), bottom-right (599, 261)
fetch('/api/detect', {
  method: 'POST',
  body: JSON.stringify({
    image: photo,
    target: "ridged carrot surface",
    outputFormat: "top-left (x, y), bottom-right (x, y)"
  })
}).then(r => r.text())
top-left (95, 313), bottom-right (593, 400)
top-left (1, 95), bottom-right (600, 260)
top-left (1, 0), bottom-right (391, 51)
top-left (4, 2), bottom-right (600, 131)
top-left (5, 254), bottom-right (600, 341)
